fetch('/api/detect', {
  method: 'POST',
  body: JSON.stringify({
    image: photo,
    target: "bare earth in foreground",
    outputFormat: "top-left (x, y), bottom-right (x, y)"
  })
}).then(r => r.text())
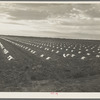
top-left (0, 35), bottom-right (100, 92)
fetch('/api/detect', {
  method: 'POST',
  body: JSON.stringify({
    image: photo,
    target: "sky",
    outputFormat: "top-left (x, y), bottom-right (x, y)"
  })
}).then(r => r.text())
top-left (0, 3), bottom-right (100, 40)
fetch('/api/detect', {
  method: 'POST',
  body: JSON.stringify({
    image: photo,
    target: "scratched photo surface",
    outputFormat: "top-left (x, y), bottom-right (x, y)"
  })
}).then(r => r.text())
top-left (0, 3), bottom-right (100, 92)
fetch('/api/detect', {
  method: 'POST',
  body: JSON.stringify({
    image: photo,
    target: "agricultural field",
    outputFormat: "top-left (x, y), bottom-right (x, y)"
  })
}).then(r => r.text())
top-left (0, 35), bottom-right (100, 92)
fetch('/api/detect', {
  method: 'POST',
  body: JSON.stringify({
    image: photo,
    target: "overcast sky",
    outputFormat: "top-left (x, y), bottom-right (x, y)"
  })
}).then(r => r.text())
top-left (0, 3), bottom-right (100, 40)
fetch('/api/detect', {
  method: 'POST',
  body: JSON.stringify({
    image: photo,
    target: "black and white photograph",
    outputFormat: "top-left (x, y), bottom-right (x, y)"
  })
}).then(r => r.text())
top-left (0, 2), bottom-right (100, 92)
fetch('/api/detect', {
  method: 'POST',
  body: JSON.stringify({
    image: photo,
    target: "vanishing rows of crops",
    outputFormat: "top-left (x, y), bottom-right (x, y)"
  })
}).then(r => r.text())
top-left (1, 36), bottom-right (100, 61)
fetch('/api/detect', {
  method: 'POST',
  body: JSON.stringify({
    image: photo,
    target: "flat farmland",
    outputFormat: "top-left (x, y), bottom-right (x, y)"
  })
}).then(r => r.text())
top-left (0, 35), bottom-right (100, 92)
